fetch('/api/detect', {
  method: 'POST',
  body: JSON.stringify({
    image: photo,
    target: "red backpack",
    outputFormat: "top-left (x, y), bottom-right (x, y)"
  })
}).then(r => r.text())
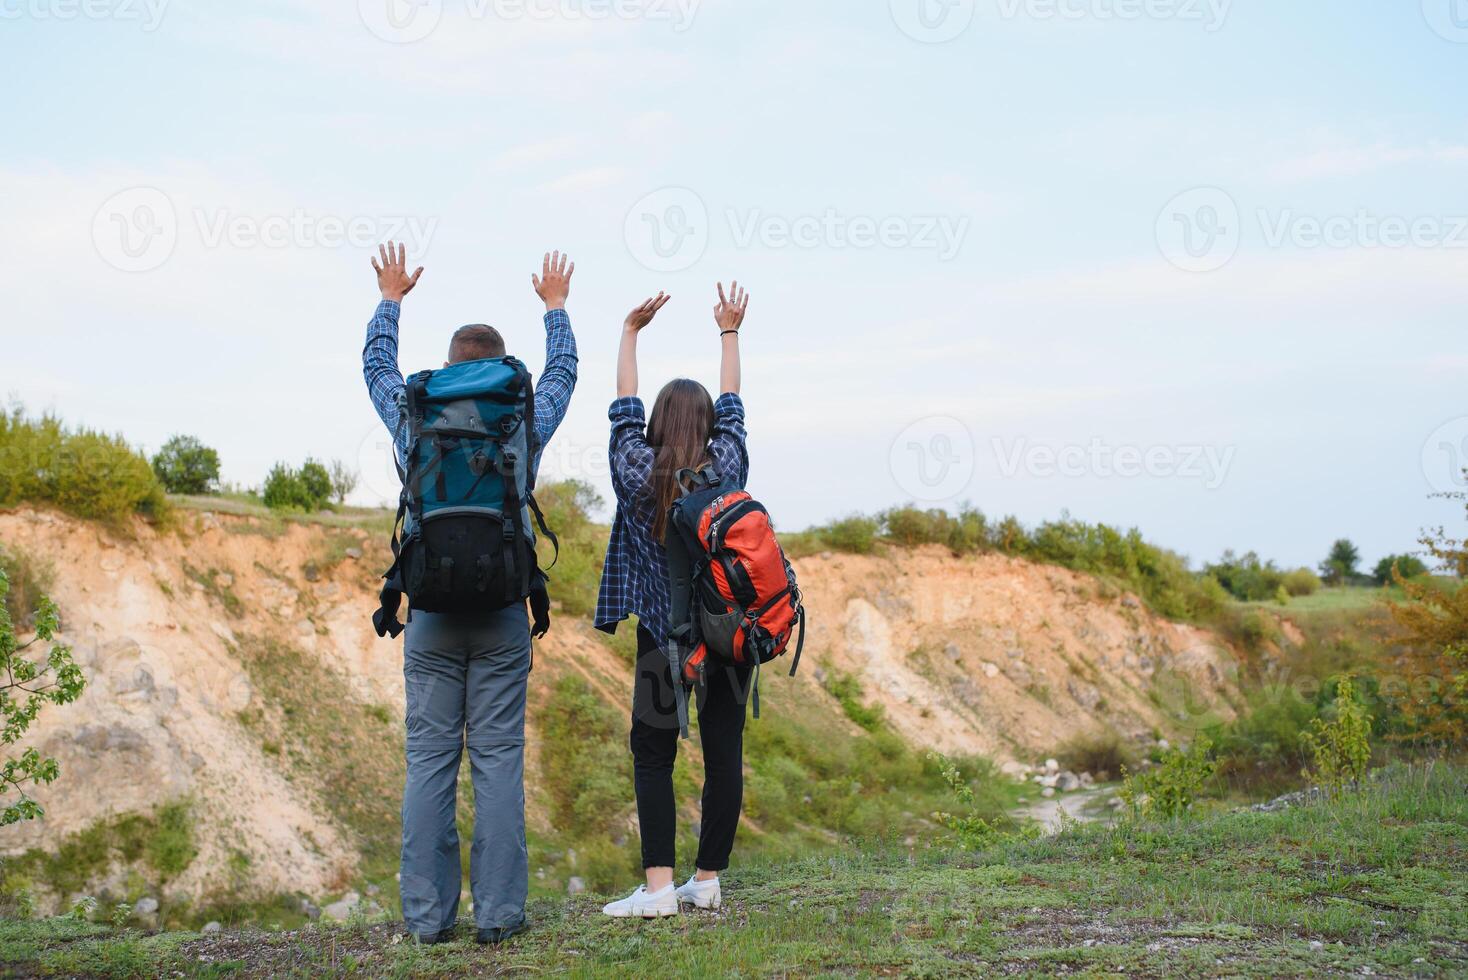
top-left (664, 467), bottom-right (806, 737)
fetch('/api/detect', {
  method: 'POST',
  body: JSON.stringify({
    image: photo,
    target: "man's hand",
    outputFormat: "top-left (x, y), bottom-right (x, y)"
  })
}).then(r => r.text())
top-left (624, 292), bottom-right (670, 334)
top-left (714, 281), bottom-right (749, 334)
top-left (372, 242), bottom-right (423, 303)
top-left (532, 251), bottom-right (575, 311)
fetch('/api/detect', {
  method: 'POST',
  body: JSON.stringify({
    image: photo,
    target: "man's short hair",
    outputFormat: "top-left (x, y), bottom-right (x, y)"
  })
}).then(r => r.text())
top-left (448, 324), bottom-right (506, 363)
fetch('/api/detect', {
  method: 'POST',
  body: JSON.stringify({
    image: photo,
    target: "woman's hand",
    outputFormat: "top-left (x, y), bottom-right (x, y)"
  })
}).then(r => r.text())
top-left (714, 281), bottom-right (749, 334)
top-left (624, 292), bottom-right (670, 334)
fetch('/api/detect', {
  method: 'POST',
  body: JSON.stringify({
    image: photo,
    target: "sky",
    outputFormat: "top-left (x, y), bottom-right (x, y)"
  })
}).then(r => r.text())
top-left (2, 0), bottom-right (1465, 572)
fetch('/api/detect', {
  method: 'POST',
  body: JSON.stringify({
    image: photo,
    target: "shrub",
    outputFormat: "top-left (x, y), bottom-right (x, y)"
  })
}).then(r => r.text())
top-left (150, 435), bottom-right (220, 495)
top-left (145, 800), bottom-right (198, 878)
top-left (1, 569), bottom-right (86, 826)
top-left (1385, 489), bottom-right (1467, 748)
top-left (1301, 676), bottom-right (1373, 792)
top-left (883, 507), bottom-right (952, 547)
top-left (820, 662), bottom-right (885, 732)
top-left (814, 515), bottom-right (880, 554)
top-left (1057, 728), bottom-right (1136, 779)
top-left (299, 459), bottom-right (332, 509)
top-left (0, 407), bottom-right (169, 524)
top-left (1119, 736), bottom-right (1217, 820)
top-left (1282, 567), bottom-right (1321, 597)
top-left (1205, 550), bottom-right (1286, 602)
top-left (928, 753), bottom-right (1032, 849)
top-left (538, 676), bottom-right (632, 837)
top-left (261, 461), bottom-right (332, 512)
top-left (1212, 685), bottom-right (1318, 786)
top-left (0, 545), bottom-right (54, 629)
top-left (535, 480), bottom-right (605, 617)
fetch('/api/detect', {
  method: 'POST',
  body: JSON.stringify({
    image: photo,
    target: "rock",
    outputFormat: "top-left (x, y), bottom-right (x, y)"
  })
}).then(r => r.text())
top-left (1005, 647), bottom-right (1024, 660)
top-left (134, 897), bottom-right (159, 916)
top-left (1122, 596), bottom-right (1140, 609)
top-left (216, 573), bottom-right (234, 589)
top-left (819, 551), bottom-right (833, 560)
top-left (1038, 774), bottom-right (1059, 789)
top-left (365, 884), bottom-right (380, 897)
top-left (944, 643), bottom-right (962, 663)
top-left (202, 921), bottom-right (222, 934)
top-left (980, 662), bottom-right (1000, 679)
top-left (344, 548), bottom-right (363, 560)
top-left (1108, 796), bottom-right (1124, 809)
top-left (1079, 772), bottom-right (1095, 787)
top-left (567, 877), bottom-right (586, 896)
top-left (1004, 661), bottom-right (1033, 687)
top-left (1041, 787), bottom-right (1056, 798)
top-left (321, 891), bottom-right (360, 922)
top-left (1057, 772), bottom-right (1082, 792)
top-left (1156, 738), bottom-right (1170, 751)
top-left (1067, 681), bottom-right (1102, 711)
top-left (300, 899), bottom-right (321, 920)
top-left (1044, 758), bottom-right (1060, 774)
top-left (999, 760), bottom-right (1028, 780)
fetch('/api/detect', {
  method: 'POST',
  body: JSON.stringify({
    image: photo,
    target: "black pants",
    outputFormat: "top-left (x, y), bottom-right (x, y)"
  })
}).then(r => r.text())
top-left (630, 625), bottom-right (751, 871)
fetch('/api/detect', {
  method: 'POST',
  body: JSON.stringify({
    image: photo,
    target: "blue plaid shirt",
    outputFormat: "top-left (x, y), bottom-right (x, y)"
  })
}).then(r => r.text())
top-left (595, 392), bottom-right (748, 647)
top-left (362, 299), bottom-right (578, 476)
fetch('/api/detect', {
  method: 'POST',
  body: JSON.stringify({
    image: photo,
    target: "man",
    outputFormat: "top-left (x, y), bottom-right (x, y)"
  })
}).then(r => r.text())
top-left (362, 242), bottom-right (578, 945)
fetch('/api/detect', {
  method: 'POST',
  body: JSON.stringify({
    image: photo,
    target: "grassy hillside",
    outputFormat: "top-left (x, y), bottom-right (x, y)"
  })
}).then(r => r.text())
top-left (1, 763), bottom-right (1462, 977)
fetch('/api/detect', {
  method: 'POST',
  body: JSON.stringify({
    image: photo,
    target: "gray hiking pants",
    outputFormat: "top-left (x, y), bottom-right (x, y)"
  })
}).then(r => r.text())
top-left (400, 605), bottom-right (530, 935)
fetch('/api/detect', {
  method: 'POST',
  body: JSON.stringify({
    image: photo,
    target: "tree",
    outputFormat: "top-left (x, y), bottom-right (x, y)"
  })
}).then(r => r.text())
top-left (1373, 554), bottom-right (1428, 586)
top-left (1319, 538), bottom-right (1361, 586)
top-left (328, 460), bottom-right (359, 505)
top-left (150, 435), bottom-right (221, 495)
top-left (1, 569), bottom-right (86, 825)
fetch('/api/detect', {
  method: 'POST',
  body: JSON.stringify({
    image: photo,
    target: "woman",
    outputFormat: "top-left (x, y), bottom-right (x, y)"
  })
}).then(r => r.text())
top-left (594, 281), bottom-right (752, 918)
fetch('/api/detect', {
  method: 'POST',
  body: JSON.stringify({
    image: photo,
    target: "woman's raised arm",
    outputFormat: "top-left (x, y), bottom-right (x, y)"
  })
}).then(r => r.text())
top-left (617, 292), bottom-right (669, 399)
top-left (714, 281), bottom-right (748, 395)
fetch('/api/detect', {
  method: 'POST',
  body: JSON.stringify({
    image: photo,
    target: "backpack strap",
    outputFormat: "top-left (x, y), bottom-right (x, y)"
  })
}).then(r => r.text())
top-left (788, 605), bottom-right (806, 677)
top-left (373, 498), bottom-right (409, 638)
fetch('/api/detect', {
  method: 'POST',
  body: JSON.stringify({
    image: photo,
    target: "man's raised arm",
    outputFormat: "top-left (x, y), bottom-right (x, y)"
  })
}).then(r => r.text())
top-left (529, 251), bottom-right (579, 457)
top-left (362, 243), bottom-right (424, 452)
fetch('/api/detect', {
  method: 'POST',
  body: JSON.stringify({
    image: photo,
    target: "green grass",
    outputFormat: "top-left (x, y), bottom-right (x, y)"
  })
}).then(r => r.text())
top-left (2, 763), bottom-right (1461, 977)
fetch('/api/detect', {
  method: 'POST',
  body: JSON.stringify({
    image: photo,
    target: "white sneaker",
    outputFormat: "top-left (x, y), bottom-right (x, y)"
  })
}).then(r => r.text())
top-left (675, 875), bottom-right (721, 910)
top-left (601, 884), bottom-right (680, 919)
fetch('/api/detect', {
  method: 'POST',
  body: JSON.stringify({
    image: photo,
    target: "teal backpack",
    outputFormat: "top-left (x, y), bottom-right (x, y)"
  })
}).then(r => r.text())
top-left (372, 356), bottom-right (556, 639)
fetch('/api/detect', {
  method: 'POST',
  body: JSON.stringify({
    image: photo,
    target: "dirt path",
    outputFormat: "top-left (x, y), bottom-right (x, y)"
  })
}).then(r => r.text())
top-left (1021, 786), bottom-right (1117, 833)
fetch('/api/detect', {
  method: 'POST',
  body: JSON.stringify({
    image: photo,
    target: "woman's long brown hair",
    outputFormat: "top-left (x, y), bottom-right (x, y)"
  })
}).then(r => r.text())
top-left (647, 378), bottom-right (715, 543)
